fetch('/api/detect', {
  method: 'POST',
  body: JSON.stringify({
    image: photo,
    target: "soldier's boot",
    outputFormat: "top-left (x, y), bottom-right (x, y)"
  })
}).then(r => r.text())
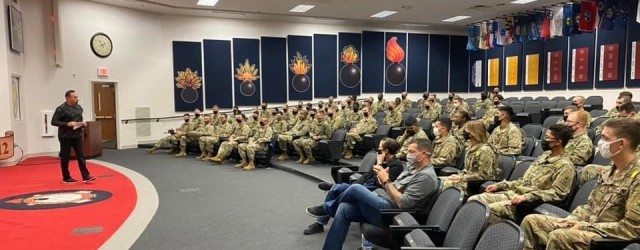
top-left (235, 159), bottom-right (248, 168)
top-left (243, 161), bottom-right (256, 171)
top-left (344, 149), bottom-right (353, 159)
top-left (303, 155), bottom-right (316, 165)
top-left (278, 152), bottom-right (289, 161)
top-left (175, 149), bottom-right (187, 158)
top-left (196, 152), bottom-right (206, 160)
top-left (296, 155), bottom-right (306, 164)
top-left (201, 152), bottom-right (212, 161)
top-left (146, 147), bottom-right (157, 154)
top-left (167, 148), bottom-right (177, 154)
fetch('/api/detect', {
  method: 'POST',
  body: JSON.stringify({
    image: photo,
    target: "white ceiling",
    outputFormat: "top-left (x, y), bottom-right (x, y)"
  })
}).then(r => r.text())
top-left (90, 0), bottom-right (569, 32)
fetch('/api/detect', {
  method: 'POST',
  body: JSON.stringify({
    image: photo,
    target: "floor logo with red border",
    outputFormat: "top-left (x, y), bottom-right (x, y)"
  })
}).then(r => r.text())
top-left (0, 190), bottom-right (112, 210)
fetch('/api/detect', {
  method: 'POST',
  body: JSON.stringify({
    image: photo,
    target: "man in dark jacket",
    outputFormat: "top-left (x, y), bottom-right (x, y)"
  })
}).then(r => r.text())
top-left (51, 90), bottom-right (95, 183)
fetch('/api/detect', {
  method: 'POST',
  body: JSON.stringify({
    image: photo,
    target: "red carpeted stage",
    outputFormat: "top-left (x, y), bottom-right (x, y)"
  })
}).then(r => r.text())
top-left (0, 156), bottom-right (137, 250)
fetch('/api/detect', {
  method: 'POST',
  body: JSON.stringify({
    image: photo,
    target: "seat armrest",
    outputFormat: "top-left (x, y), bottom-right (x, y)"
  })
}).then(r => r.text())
top-left (389, 225), bottom-right (442, 232)
top-left (590, 238), bottom-right (640, 250)
top-left (438, 167), bottom-right (459, 176)
top-left (478, 181), bottom-right (497, 193)
top-left (467, 179), bottom-right (499, 196)
top-left (533, 203), bottom-right (571, 218)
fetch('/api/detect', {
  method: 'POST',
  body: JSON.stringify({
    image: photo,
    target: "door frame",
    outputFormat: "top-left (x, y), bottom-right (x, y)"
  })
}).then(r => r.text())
top-left (89, 79), bottom-right (120, 149)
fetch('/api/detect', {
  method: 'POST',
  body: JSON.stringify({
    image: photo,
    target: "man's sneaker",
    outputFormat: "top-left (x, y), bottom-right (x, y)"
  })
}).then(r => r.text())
top-left (62, 178), bottom-right (78, 184)
top-left (305, 205), bottom-right (328, 218)
top-left (83, 176), bottom-right (97, 183)
top-left (317, 182), bottom-right (334, 191)
top-left (303, 222), bottom-right (324, 235)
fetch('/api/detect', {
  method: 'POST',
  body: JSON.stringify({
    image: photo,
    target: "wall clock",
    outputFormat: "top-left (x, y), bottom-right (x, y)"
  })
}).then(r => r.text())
top-left (90, 33), bottom-right (112, 58)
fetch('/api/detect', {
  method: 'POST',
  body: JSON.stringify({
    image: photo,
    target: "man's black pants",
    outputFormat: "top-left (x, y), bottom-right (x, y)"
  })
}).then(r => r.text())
top-left (59, 137), bottom-right (90, 180)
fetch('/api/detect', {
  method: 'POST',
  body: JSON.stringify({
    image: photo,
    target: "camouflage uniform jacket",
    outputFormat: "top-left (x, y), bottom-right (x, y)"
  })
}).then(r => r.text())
top-left (474, 98), bottom-right (493, 111)
top-left (397, 128), bottom-right (429, 156)
top-left (418, 108), bottom-right (439, 122)
top-left (432, 102), bottom-right (443, 115)
top-left (401, 98), bottom-right (412, 109)
top-left (176, 121), bottom-right (191, 133)
top-left (231, 124), bottom-right (252, 142)
top-left (373, 100), bottom-right (387, 114)
top-left (488, 123), bottom-right (525, 156)
top-left (309, 119), bottom-right (333, 140)
top-left (328, 116), bottom-right (345, 131)
top-left (210, 114), bottom-right (223, 126)
top-left (482, 105), bottom-right (500, 128)
top-left (196, 123), bottom-right (214, 137)
top-left (191, 116), bottom-right (205, 130)
top-left (252, 125), bottom-right (274, 145)
top-left (566, 158), bottom-right (640, 240)
top-left (566, 131), bottom-right (594, 166)
top-left (452, 122), bottom-right (469, 146)
top-left (288, 118), bottom-right (311, 137)
top-left (271, 119), bottom-right (288, 134)
top-left (431, 134), bottom-right (460, 166)
top-left (353, 117), bottom-right (378, 134)
top-left (461, 143), bottom-right (501, 181)
top-left (385, 110), bottom-right (403, 127)
top-left (214, 123), bottom-right (233, 137)
top-left (496, 151), bottom-right (576, 202)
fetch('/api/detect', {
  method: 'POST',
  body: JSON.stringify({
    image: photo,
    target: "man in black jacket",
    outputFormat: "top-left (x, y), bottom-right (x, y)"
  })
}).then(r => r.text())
top-left (303, 138), bottom-right (403, 235)
top-left (51, 90), bottom-right (95, 183)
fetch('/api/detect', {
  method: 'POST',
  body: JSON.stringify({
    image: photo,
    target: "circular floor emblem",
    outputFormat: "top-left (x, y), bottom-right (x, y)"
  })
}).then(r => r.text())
top-left (0, 190), bottom-right (112, 210)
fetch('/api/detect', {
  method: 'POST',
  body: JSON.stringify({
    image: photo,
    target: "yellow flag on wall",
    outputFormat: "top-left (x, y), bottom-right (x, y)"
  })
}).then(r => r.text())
top-left (506, 56), bottom-right (518, 86)
top-left (488, 58), bottom-right (500, 87)
top-left (526, 54), bottom-right (539, 85)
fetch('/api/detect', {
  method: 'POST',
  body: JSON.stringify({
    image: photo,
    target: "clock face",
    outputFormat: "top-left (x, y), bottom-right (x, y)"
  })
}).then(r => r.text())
top-left (90, 33), bottom-right (112, 58)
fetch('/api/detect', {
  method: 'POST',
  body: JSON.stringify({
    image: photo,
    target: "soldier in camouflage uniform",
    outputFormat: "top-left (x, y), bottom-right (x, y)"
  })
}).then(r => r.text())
top-left (247, 112), bottom-right (260, 134)
top-left (400, 91), bottom-right (412, 110)
top-left (191, 108), bottom-right (205, 130)
top-left (443, 120), bottom-right (501, 195)
top-left (288, 108), bottom-right (300, 128)
top-left (474, 91), bottom-right (493, 111)
top-left (270, 111), bottom-right (288, 134)
top-left (488, 87), bottom-right (500, 101)
top-left (448, 96), bottom-right (469, 116)
top-left (396, 116), bottom-right (429, 159)
top-left (521, 118), bottom-right (640, 250)
top-left (597, 99), bottom-right (635, 135)
top-left (417, 92), bottom-right (429, 110)
top-left (384, 101), bottom-right (403, 127)
top-left (418, 99), bottom-right (439, 122)
top-left (293, 111), bottom-right (333, 165)
top-left (259, 103), bottom-right (273, 119)
top-left (482, 94), bottom-right (503, 128)
top-left (428, 94), bottom-right (442, 114)
top-left (209, 105), bottom-right (224, 126)
top-left (326, 107), bottom-right (345, 131)
top-left (343, 106), bottom-right (377, 159)
top-left (200, 114), bottom-right (233, 160)
top-left (176, 115), bottom-right (214, 157)
top-left (572, 96), bottom-right (592, 127)
top-left (236, 117), bottom-right (274, 171)
top-left (394, 97), bottom-right (406, 113)
top-left (372, 93), bottom-right (387, 114)
top-left (337, 101), bottom-right (352, 124)
top-left (147, 114), bottom-right (193, 154)
top-left (488, 106), bottom-right (525, 156)
top-left (451, 110), bottom-right (471, 147)
top-left (430, 118), bottom-right (460, 168)
top-left (564, 111), bottom-right (594, 166)
top-left (470, 124), bottom-right (576, 223)
top-left (208, 114), bottom-right (252, 164)
top-left (346, 104), bottom-right (361, 122)
top-left (277, 110), bottom-right (311, 161)
top-left (327, 96), bottom-right (338, 111)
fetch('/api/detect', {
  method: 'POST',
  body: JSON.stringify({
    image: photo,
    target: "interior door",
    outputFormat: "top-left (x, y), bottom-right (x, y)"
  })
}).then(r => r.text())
top-left (93, 82), bottom-right (117, 148)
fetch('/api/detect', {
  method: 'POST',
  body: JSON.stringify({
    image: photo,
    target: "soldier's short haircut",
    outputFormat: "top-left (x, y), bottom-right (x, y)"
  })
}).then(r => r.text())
top-left (410, 138), bottom-right (433, 154)
top-left (453, 95), bottom-right (463, 102)
top-left (604, 118), bottom-right (640, 149)
top-left (437, 118), bottom-right (452, 131)
top-left (221, 113), bottom-right (228, 118)
top-left (498, 106), bottom-right (515, 119)
top-left (563, 105), bottom-right (579, 112)
top-left (620, 96), bottom-right (632, 104)
top-left (404, 116), bottom-right (418, 127)
top-left (381, 137), bottom-right (401, 155)
top-left (65, 90), bottom-right (76, 97)
top-left (619, 91), bottom-right (633, 100)
top-left (619, 103), bottom-right (637, 114)
top-left (316, 110), bottom-right (325, 115)
top-left (183, 113), bottom-right (190, 117)
top-left (494, 94), bottom-right (504, 101)
top-left (548, 124), bottom-right (573, 147)
top-left (456, 110), bottom-right (471, 121)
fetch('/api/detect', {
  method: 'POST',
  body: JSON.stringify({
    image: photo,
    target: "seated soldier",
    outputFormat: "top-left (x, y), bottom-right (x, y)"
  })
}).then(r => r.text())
top-left (489, 87), bottom-right (500, 100)
top-left (336, 100), bottom-right (352, 124)
top-left (293, 110), bottom-right (333, 165)
top-left (270, 111), bottom-right (288, 134)
top-left (604, 91), bottom-right (633, 118)
top-left (572, 96), bottom-right (592, 127)
top-left (488, 106), bottom-right (525, 156)
top-left (469, 124), bottom-right (575, 223)
top-left (474, 91), bottom-right (492, 111)
top-left (373, 93), bottom-right (387, 114)
top-left (430, 118), bottom-right (461, 168)
top-left (327, 96), bottom-right (338, 111)
top-left (557, 105), bottom-right (578, 125)
top-left (304, 138), bottom-right (404, 235)
top-left (445, 92), bottom-right (455, 112)
top-left (288, 107), bottom-right (299, 128)
top-left (385, 101), bottom-right (403, 127)
top-left (210, 105), bottom-right (223, 126)
top-left (482, 94), bottom-right (504, 128)
top-left (326, 107), bottom-right (345, 131)
top-left (521, 119), bottom-right (640, 250)
top-left (247, 111), bottom-right (260, 134)
top-left (396, 116), bottom-right (428, 160)
top-left (429, 94), bottom-right (442, 114)
top-left (448, 96), bottom-right (468, 115)
top-left (442, 120), bottom-right (501, 195)
top-left (597, 96), bottom-right (633, 135)
top-left (564, 111), bottom-right (594, 166)
top-left (208, 114), bottom-right (252, 164)
top-left (200, 114), bottom-right (232, 160)
top-left (236, 116), bottom-right (274, 171)
top-left (191, 108), bottom-right (204, 129)
top-left (343, 106), bottom-right (377, 159)
top-left (400, 91), bottom-right (412, 110)
top-left (451, 110), bottom-right (471, 146)
top-left (176, 114), bottom-right (213, 158)
top-left (277, 110), bottom-right (311, 161)
top-left (307, 139), bottom-right (439, 249)
top-left (147, 113), bottom-right (192, 154)
top-left (394, 97), bottom-right (405, 113)
top-left (417, 92), bottom-right (429, 110)
top-left (418, 99), bottom-right (439, 122)
top-left (259, 102), bottom-right (272, 118)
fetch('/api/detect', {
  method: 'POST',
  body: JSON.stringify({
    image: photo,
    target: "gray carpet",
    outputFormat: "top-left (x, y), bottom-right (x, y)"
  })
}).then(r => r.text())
top-left (96, 149), bottom-right (363, 250)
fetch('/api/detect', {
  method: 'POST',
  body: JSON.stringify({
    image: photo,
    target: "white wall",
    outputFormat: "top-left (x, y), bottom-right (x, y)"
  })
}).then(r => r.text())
top-left (0, 0), bottom-right (634, 161)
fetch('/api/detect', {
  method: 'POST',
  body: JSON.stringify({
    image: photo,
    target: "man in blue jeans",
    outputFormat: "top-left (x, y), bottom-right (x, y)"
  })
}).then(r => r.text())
top-left (305, 138), bottom-right (439, 250)
top-left (304, 138), bottom-right (405, 235)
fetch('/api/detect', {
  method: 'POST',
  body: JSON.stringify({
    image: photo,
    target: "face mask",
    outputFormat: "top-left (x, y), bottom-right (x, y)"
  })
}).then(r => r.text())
top-left (319, 105), bottom-right (323, 109)
top-left (298, 105), bottom-right (303, 109)
top-left (262, 106), bottom-right (267, 110)
top-left (481, 95), bottom-right (487, 100)
top-left (213, 110), bottom-right (218, 114)
top-left (598, 139), bottom-right (622, 159)
top-left (253, 115), bottom-right (258, 119)
top-left (195, 114), bottom-right (200, 118)
top-left (341, 105), bottom-right (346, 109)
top-left (310, 114), bottom-right (315, 118)
top-left (388, 107), bottom-right (394, 111)
top-left (353, 107), bottom-right (359, 112)
top-left (259, 121), bottom-right (265, 126)
top-left (292, 111), bottom-right (298, 115)
top-left (462, 131), bottom-right (471, 140)
top-left (540, 139), bottom-right (552, 151)
top-left (347, 101), bottom-right (352, 105)
top-left (406, 152), bottom-right (422, 166)
top-left (493, 101), bottom-right (500, 105)
top-left (494, 116), bottom-right (501, 124)
top-left (184, 119), bottom-right (190, 123)
top-left (363, 112), bottom-right (369, 117)
top-left (449, 96), bottom-right (454, 101)
top-left (402, 95), bottom-right (406, 100)
top-left (283, 108), bottom-right (288, 112)
top-left (328, 113), bottom-right (334, 118)
top-left (378, 96), bottom-right (383, 101)
top-left (424, 105), bottom-right (430, 110)
top-left (236, 118), bottom-right (242, 123)
top-left (423, 94), bottom-right (428, 99)
top-left (306, 107), bottom-right (311, 111)
top-left (433, 127), bottom-right (441, 137)
top-left (616, 106), bottom-right (621, 111)
top-left (562, 115), bottom-right (568, 121)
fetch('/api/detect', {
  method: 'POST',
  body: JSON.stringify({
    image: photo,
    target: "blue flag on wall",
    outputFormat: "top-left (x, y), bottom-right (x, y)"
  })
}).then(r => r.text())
top-left (531, 13), bottom-right (543, 41)
top-left (613, 0), bottom-right (630, 29)
top-left (599, 0), bottom-right (615, 30)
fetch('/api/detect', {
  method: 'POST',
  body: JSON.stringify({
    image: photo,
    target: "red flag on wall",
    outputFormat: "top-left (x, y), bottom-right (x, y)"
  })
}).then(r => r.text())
top-left (579, 0), bottom-right (598, 32)
top-left (572, 47), bottom-right (589, 83)
top-left (600, 44), bottom-right (619, 81)
top-left (633, 42), bottom-right (640, 80)
top-left (547, 51), bottom-right (563, 84)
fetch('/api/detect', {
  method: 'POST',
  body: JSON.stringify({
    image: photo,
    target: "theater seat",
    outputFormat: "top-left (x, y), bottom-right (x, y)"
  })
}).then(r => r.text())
top-left (315, 129), bottom-right (347, 164)
top-left (585, 96), bottom-right (604, 111)
top-left (359, 124), bottom-right (391, 156)
top-left (331, 150), bottom-right (376, 183)
top-left (253, 134), bottom-right (278, 167)
top-left (522, 124), bottom-right (543, 139)
top-left (475, 160), bottom-right (533, 196)
top-left (533, 179), bottom-right (597, 218)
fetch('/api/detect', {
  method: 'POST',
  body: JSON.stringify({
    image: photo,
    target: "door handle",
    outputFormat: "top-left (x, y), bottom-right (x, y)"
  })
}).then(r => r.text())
top-left (96, 116), bottom-right (105, 119)
top-left (104, 116), bottom-right (113, 119)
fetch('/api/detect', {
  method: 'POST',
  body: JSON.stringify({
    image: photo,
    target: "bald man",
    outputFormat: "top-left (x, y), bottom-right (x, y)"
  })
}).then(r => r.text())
top-left (564, 111), bottom-right (594, 166)
top-left (571, 96), bottom-right (591, 127)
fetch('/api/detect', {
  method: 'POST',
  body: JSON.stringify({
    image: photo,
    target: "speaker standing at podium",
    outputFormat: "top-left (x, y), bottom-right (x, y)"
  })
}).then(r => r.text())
top-left (51, 90), bottom-right (96, 184)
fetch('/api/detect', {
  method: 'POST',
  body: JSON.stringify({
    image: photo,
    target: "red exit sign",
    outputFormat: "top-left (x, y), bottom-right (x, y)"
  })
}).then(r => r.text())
top-left (97, 67), bottom-right (109, 77)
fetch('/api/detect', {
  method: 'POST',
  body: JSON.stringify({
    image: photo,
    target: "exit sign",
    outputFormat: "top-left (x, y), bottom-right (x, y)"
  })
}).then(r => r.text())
top-left (97, 67), bottom-right (109, 77)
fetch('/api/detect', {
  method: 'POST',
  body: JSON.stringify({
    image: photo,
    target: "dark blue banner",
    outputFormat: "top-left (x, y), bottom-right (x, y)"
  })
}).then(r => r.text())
top-left (522, 41), bottom-right (544, 92)
top-left (428, 34), bottom-right (449, 93)
top-left (568, 32), bottom-right (595, 90)
top-left (261, 37), bottom-right (288, 104)
top-left (172, 41), bottom-right (203, 112)
top-left (362, 31), bottom-right (384, 93)
top-left (628, 1), bottom-right (640, 88)
top-left (338, 32), bottom-right (362, 96)
top-left (232, 38), bottom-right (261, 106)
top-left (385, 32), bottom-right (407, 93)
top-left (204, 39), bottom-right (232, 109)
top-left (595, 28), bottom-right (626, 89)
top-left (408, 33), bottom-right (429, 93)
top-left (543, 36), bottom-right (568, 91)
top-left (314, 34), bottom-right (337, 98)
top-left (450, 35), bottom-right (469, 93)
top-left (288, 35), bottom-right (313, 100)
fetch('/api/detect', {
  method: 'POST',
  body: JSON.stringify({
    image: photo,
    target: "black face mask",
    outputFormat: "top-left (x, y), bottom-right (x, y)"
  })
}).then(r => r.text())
top-left (213, 110), bottom-right (218, 114)
top-left (449, 96), bottom-right (454, 101)
top-left (378, 96), bottom-right (383, 101)
top-left (306, 107), bottom-right (312, 111)
top-left (462, 131), bottom-right (471, 140)
top-left (283, 108), bottom-right (288, 112)
top-left (324, 107), bottom-right (328, 112)
top-left (253, 115), bottom-right (258, 119)
top-left (298, 105), bottom-right (303, 109)
top-left (541, 139), bottom-right (552, 151)
top-left (292, 111), bottom-right (298, 115)
top-left (319, 105), bottom-right (324, 109)
top-left (353, 107), bottom-right (359, 112)
top-left (402, 95), bottom-right (407, 100)
top-left (493, 101), bottom-right (500, 105)
top-left (259, 121), bottom-right (266, 126)
top-left (195, 114), bottom-right (200, 118)
top-left (341, 105), bottom-right (346, 109)
top-left (481, 95), bottom-right (487, 100)
top-left (388, 107), bottom-right (394, 111)
top-left (272, 112), bottom-right (277, 116)
top-left (184, 119), bottom-right (190, 123)
top-left (563, 115), bottom-right (568, 121)
top-left (424, 105), bottom-right (430, 110)
top-left (328, 113), bottom-right (334, 118)
top-left (363, 112), bottom-right (369, 117)
top-left (616, 106), bottom-right (621, 111)
top-left (494, 116), bottom-right (501, 124)
top-left (262, 106), bottom-right (267, 110)
top-left (236, 118), bottom-right (242, 123)
top-left (310, 114), bottom-right (315, 119)
top-left (423, 94), bottom-right (428, 99)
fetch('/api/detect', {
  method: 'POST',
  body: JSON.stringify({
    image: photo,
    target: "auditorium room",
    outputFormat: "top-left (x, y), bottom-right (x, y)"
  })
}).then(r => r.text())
top-left (2, 0), bottom-right (640, 249)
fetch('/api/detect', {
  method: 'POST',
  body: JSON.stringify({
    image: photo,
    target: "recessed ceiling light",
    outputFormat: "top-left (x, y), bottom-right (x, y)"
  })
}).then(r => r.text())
top-left (197, 0), bottom-right (219, 7)
top-left (290, 4), bottom-right (315, 13)
top-left (442, 15), bottom-right (471, 22)
top-left (403, 23), bottom-right (429, 27)
top-left (371, 10), bottom-right (397, 18)
top-left (510, 0), bottom-right (538, 4)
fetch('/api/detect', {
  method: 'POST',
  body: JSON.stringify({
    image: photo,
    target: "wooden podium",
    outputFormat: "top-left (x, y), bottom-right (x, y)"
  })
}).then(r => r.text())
top-left (70, 121), bottom-right (103, 159)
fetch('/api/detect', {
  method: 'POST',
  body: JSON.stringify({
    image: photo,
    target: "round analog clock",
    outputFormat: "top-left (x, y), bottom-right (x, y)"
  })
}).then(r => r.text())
top-left (90, 32), bottom-right (112, 58)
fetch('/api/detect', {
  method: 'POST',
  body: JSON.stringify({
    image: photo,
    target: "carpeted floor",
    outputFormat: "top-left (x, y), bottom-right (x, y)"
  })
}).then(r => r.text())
top-left (97, 148), bottom-right (363, 250)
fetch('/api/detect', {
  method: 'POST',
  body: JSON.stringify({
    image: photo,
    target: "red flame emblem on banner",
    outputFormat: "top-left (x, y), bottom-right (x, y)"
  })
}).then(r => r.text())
top-left (386, 37), bottom-right (405, 63)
